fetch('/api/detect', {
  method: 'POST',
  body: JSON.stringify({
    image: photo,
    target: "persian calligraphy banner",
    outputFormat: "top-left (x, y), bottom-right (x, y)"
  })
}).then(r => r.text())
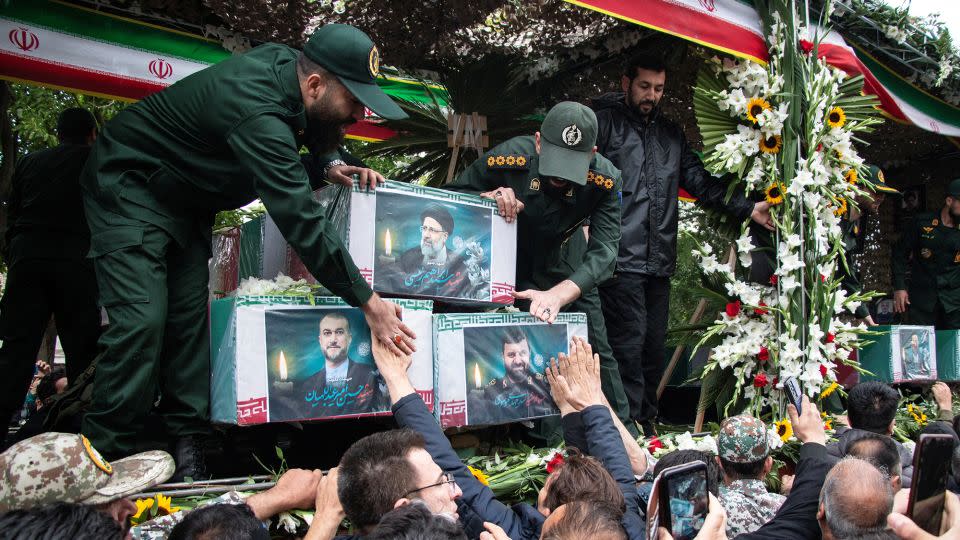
top-left (566, 0), bottom-right (960, 137)
top-left (0, 0), bottom-right (446, 141)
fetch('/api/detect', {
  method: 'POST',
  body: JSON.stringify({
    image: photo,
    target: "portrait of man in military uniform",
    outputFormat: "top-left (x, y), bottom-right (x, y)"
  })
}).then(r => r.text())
top-left (373, 193), bottom-right (491, 302)
top-left (899, 330), bottom-right (934, 380)
top-left (266, 309), bottom-right (383, 421)
top-left (465, 325), bottom-right (560, 425)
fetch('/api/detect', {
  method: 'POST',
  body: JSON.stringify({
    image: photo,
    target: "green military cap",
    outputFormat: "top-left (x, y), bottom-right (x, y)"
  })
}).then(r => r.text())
top-left (0, 433), bottom-right (175, 512)
top-left (538, 102), bottom-right (598, 186)
top-left (717, 415), bottom-right (770, 463)
top-left (303, 24), bottom-right (407, 121)
top-left (862, 165), bottom-right (900, 195)
top-left (949, 178), bottom-right (960, 198)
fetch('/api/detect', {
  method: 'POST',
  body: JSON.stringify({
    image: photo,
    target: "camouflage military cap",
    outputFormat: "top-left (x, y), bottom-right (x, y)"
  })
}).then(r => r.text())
top-left (718, 415), bottom-right (770, 463)
top-left (0, 432), bottom-right (175, 512)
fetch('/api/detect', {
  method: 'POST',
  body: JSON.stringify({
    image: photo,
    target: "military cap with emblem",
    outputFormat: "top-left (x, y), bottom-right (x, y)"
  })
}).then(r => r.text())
top-left (538, 101), bottom-right (598, 186)
top-left (0, 432), bottom-right (175, 512)
top-left (862, 164), bottom-right (900, 195)
top-left (949, 178), bottom-right (960, 198)
top-left (303, 24), bottom-right (407, 121)
top-left (717, 415), bottom-right (771, 463)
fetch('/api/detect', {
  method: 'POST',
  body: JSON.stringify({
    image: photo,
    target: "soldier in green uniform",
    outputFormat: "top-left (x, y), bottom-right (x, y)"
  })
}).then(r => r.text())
top-left (79, 24), bottom-right (415, 478)
top-left (0, 109), bottom-right (102, 445)
top-left (892, 178), bottom-right (960, 329)
top-left (839, 165), bottom-right (900, 326)
top-left (447, 102), bottom-right (631, 424)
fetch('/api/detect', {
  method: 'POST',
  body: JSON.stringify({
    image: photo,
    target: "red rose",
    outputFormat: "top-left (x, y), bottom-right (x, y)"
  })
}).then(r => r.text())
top-left (754, 302), bottom-right (769, 315)
top-left (753, 373), bottom-right (768, 388)
top-left (769, 275), bottom-right (778, 285)
top-left (648, 437), bottom-right (664, 452)
top-left (826, 332), bottom-right (835, 343)
top-left (820, 364), bottom-right (828, 377)
top-left (546, 452), bottom-right (565, 474)
top-left (758, 347), bottom-right (770, 362)
top-left (820, 274), bottom-right (827, 283)
top-left (726, 301), bottom-right (742, 318)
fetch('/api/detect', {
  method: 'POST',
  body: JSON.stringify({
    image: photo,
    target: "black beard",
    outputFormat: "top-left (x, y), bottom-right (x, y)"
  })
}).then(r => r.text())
top-left (304, 94), bottom-right (352, 154)
top-left (630, 99), bottom-right (658, 118)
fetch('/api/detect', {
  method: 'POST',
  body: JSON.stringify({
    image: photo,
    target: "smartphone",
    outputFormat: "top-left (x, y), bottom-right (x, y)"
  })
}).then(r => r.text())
top-left (907, 434), bottom-right (955, 534)
top-left (657, 461), bottom-right (710, 540)
top-left (784, 377), bottom-right (802, 415)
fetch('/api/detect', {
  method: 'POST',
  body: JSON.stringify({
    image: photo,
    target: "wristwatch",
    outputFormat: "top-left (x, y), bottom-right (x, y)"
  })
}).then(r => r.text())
top-left (323, 159), bottom-right (347, 181)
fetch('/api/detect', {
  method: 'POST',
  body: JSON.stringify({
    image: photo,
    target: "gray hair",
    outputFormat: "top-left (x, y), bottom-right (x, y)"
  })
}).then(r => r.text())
top-left (820, 457), bottom-right (894, 539)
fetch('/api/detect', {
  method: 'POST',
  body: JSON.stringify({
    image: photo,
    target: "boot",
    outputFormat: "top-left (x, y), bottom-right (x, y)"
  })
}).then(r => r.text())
top-left (171, 435), bottom-right (207, 482)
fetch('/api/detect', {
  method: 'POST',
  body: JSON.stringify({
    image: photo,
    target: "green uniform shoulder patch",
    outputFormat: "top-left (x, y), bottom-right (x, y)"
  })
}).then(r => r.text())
top-left (486, 154), bottom-right (529, 171)
top-left (587, 169), bottom-right (615, 191)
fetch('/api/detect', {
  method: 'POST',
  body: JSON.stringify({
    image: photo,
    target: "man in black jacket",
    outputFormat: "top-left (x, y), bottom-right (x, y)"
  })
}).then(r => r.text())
top-left (593, 54), bottom-right (773, 432)
top-left (0, 108), bottom-right (102, 445)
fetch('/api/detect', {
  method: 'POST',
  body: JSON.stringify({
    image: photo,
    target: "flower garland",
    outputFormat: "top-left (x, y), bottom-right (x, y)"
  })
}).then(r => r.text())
top-left (691, 0), bottom-right (885, 423)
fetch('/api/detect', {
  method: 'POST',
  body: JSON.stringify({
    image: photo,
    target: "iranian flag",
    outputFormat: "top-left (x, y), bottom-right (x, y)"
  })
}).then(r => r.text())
top-left (568, 0), bottom-right (960, 137)
top-left (0, 0), bottom-right (448, 141)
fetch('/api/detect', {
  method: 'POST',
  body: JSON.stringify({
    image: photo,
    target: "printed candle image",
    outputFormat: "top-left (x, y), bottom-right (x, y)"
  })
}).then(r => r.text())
top-left (373, 191), bottom-right (492, 302)
top-left (265, 308), bottom-right (385, 421)
top-left (464, 323), bottom-right (563, 425)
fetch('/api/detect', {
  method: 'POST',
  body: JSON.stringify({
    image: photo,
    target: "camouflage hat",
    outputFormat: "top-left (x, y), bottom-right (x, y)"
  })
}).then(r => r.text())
top-left (717, 415), bottom-right (770, 463)
top-left (0, 432), bottom-right (175, 512)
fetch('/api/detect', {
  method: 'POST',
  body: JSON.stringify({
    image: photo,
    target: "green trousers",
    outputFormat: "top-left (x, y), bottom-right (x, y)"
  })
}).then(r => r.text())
top-left (531, 286), bottom-right (632, 445)
top-left (82, 202), bottom-right (211, 455)
top-left (567, 288), bottom-right (631, 424)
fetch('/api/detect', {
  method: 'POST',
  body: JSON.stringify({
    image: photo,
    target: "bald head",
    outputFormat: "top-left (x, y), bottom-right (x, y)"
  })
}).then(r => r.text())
top-left (818, 457), bottom-right (894, 540)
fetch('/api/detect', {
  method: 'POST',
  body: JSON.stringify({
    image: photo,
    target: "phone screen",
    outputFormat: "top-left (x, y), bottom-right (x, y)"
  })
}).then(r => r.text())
top-left (662, 463), bottom-right (709, 540)
top-left (784, 377), bottom-right (802, 415)
top-left (909, 434), bottom-right (955, 534)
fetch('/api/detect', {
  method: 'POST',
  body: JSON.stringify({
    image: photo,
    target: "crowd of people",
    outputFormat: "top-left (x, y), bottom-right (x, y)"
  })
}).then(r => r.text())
top-left (2, 15), bottom-right (960, 540)
top-left (2, 338), bottom-right (960, 540)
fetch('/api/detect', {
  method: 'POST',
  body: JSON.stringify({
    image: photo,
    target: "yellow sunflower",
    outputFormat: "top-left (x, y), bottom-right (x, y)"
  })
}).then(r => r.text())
top-left (468, 465), bottom-right (490, 486)
top-left (844, 169), bottom-right (858, 185)
top-left (821, 412), bottom-right (834, 430)
top-left (132, 498), bottom-right (154, 520)
top-left (819, 381), bottom-right (839, 399)
top-left (155, 494), bottom-right (181, 515)
top-left (833, 197), bottom-right (848, 217)
top-left (759, 135), bottom-right (782, 154)
top-left (764, 182), bottom-right (786, 205)
top-left (774, 418), bottom-right (793, 442)
top-left (826, 106), bottom-right (846, 129)
top-left (746, 97), bottom-right (772, 124)
top-left (908, 404), bottom-right (929, 427)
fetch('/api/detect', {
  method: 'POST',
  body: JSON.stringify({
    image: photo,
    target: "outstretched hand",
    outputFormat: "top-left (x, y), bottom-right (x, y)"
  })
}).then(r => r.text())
top-left (547, 337), bottom-right (603, 411)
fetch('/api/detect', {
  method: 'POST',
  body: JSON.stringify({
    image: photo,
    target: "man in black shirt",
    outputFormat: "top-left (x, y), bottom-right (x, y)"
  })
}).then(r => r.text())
top-left (0, 108), bottom-right (102, 444)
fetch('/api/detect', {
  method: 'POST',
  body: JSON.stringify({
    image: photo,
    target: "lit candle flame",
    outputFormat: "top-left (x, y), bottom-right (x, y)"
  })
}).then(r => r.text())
top-left (474, 363), bottom-right (481, 389)
top-left (279, 351), bottom-right (288, 381)
top-left (385, 229), bottom-right (392, 256)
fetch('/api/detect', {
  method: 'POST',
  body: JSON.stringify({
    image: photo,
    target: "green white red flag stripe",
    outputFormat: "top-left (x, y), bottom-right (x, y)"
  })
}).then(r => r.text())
top-left (0, 0), bottom-right (452, 141)
top-left (809, 29), bottom-right (960, 137)
top-left (566, 0), bottom-right (768, 63)
top-left (566, 0), bottom-right (960, 137)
